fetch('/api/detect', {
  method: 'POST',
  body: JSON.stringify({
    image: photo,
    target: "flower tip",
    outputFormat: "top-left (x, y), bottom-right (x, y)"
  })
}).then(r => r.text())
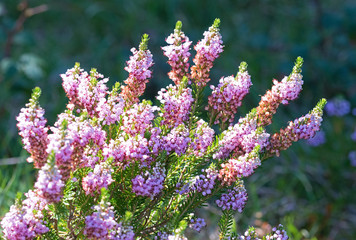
top-left (32, 87), bottom-right (42, 97)
top-left (238, 61), bottom-right (248, 73)
top-left (213, 18), bottom-right (221, 28)
top-left (139, 34), bottom-right (150, 51)
top-left (175, 20), bottom-right (182, 31)
top-left (292, 56), bottom-right (304, 74)
top-left (318, 98), bottom-right (327, 109)
top-left (74, 62), bottom-right (81, 68)
top-left (29, 87), bottom-right (42, 106)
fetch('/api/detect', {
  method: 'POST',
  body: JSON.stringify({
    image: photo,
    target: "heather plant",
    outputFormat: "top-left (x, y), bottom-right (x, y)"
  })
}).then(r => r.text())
top-left (1, 19), bottom-right (326, 239)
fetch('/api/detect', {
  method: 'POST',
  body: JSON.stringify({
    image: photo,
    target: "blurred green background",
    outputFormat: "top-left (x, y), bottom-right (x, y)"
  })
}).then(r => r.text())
top-left (1, 0), bottom-right (356, 239)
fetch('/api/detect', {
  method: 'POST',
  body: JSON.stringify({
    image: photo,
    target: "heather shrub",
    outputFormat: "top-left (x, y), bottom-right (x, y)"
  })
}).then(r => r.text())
top-left (1, 19), bottom-right (326, 240)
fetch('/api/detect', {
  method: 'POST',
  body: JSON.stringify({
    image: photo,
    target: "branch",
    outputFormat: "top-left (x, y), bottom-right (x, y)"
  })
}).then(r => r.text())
top-left (4, 1), bottom-right (48, 58)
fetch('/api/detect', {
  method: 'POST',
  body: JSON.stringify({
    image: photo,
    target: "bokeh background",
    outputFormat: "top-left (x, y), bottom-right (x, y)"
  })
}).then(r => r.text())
top-left (1, 0), bottom-right (356, 239)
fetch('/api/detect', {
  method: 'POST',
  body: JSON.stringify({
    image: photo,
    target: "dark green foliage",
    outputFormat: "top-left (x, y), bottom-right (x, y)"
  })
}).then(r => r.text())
top-left (218, 210), bottom-right (234, 239)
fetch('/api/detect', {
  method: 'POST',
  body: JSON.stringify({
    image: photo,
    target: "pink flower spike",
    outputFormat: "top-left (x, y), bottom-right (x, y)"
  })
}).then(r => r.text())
top-left (16, 87), bottom-right (49, 169)
top-left (120, 34), bottom-right (154, 105)
top-left (191, 19), bottom-right (224, 88)
top-left (207, 62), bottom-right (252, 126)
top-left (162, 21), bottom-right (192, 85)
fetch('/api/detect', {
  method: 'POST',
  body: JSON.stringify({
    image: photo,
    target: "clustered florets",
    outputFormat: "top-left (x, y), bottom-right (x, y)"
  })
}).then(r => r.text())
top-left (237, 224), bottom-right (289, 240)
top-left (162, 21), bottom-right (192, 85)
top-left (132, 164), bottom-right (166, 199)
top-left (189, 218), bottom-right (206, 232)
top-left (157, 84), bottom-right (194, 128)
top-left (207, 62), bottom-right (252, 125)
top-left (191, 19), bottom-right (224, 88)
top-left (189, 119), bottom-right (215, 157)
top-left (219, 146), bottom-right (261, 186)
top-left (190, 168), bottom-right (219, 196)
top-left (3, 20), bottom-right (327, 240)
top-left (120, 34), bottom-right (154, 105)
top-left (84, 201), bottom-right (135, 240)
top-left (35, 163), bottom-right (64, 203)
top-left (16, 88), bottom-right (49, 169)
top-left (265, 101), bottom-right (325, 157)
top-left (256, 61), bottom-right (304, 127)
top-left (1, 190), bottom-right (49, 239)
top-left (216, 183), bottom-right (248, 212)
top-left (82, 162), bottom-right (114, 196)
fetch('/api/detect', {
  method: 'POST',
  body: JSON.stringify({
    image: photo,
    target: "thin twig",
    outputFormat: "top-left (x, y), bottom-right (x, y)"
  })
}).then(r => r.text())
top-left (0, 157), bottom-right (26, 165)
top-left (4, 1), bottom-right (48, 58)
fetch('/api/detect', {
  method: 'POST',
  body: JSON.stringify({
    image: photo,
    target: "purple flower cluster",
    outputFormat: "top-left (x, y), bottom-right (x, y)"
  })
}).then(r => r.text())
top-left (264, 225), bottom-right (289, 240)
top-left (1, 190), bottom-right (49, 239)
top-left (219, 146), bottom-right (261, 185)
top-left (325, 98), bottom-right (350, 116)
top-left (162, 21), bottom-right (192, 85)
top-left (120, 36), bottom-right (154, 105)
top-left (216, 184), bottom-right (248, 212)
top-left (84, 201), bottom-right (134, 240)
top-left (121, 102), bottom-right (158, 136)
top-left (191, 168), bottom-right (218, 196)
top-left (237, 225), bottom-right (288, 240)
top-left (214, 115), bottom-right (269, 161)
top-left (213, 117), bottom-right (257, 160)
top-left (349, 151), bottom-right (356, 167)
top-left (47, 114), bottom-right (107, 178)
top-left (271, 73), bottom-right (303, 105)
top-left (307, 130), bottom-right (326, 147)
top-left (189, 218), bottom-right (206, 232)
top-left (132, 165), bottom-right (166, 199)
top-left (290, 113), bottom-right (323, 140)
top-left (351, 129), bottom-right (356, 142)
top-left (114, 223), bottom-right (135, 240)
top-left (266, 99), bottom-right (325, 157)
top-left (62, 66), bottom-right (109, 117)
top-left (97, 86), bottom-right (125, 125)
top-left (8, 21), bottom-right (323, 239)
top-left (162, 124), bottom-right (191, 156)
top-left (207, 63), bottom-right (252, 125)
top-left (191, 19), bottom-right (224, 88)
top-left (189, 120), bottom-right (215, 157)
top-left (16, 88), bottom-right (49, 169)
top-left (104, 134), bottom-right (151, 167)
top-left (124, 47), bottom-right (153, 82)
top-left (35, 163), bottom-right (64, 203)
top-left (256, 58), bottom-right (304, 127)
top-left (82, 162), bottom-right (114, 196)
top-left (148, 127), bottom-right (163, 156)
top-left (237, 227), bottom-right (258, 240)
top-left (157, 84), bottom-right (194, 128)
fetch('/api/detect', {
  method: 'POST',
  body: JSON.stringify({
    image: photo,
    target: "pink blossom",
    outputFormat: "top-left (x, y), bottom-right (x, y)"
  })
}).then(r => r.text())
top-left (132, 165), bottom-right (166, 199)
top-left (120, 34), bottom-right (154, 105)
top-left (207, 62), bottom-right (252, 125)
top-left (162, 21), bottom-right (192, 85)
top-left (121, 102), bottom-right (158, 136)
top-left (191, 19), bottom-right (224, 88)
top-left (82, 162), bottom-right (114, 196)
top-left (35, 163), bottom-right (64, 203)
top-left (162, 124), bottom-right (190, 156)
top-left (1, 190), bottom-right (49, 239)
top-left (16, 87), bottom-right (49, 169)
top-left (157, 84), bottom-right (194, 129)
top-left (189, 120), bottom-right (214, 157)
top-left (216, 183), bottom-right (248, 212)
